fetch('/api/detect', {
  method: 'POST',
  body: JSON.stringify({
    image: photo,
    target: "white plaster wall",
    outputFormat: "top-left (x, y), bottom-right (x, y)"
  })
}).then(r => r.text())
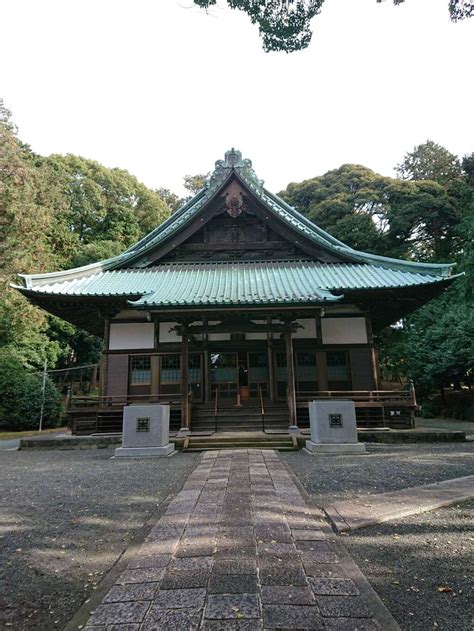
top-left (159, 322), bottom-right (181, 342)
top-left (321, 317), bottom-right (367, 344)
top-left (109, 322), bottom-right (155, 350)
top-left (293, 318), bottom-right (317, 339)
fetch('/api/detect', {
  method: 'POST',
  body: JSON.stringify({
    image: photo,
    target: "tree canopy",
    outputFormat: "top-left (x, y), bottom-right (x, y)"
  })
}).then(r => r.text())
top-left (0, 100), bottom-right (172, 370)
top-left (194, 1), bottom-right (473, 52)
top-left (281, 141), bottom-right (473, 397)
top-left (1, 101), bottom-right (472, 404)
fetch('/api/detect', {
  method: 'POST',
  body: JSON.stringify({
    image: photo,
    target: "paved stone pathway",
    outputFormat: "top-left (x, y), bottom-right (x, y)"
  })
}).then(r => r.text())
top-left (84, 450), bottom-right (396, 630)
top-left (325, 474), bottom-right (474, 533)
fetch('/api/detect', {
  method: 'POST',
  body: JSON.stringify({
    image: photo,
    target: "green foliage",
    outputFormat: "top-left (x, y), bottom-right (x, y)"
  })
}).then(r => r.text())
top-left (0, 350), bottom-right (62, 430)
top-left (282, 141), bottom-right (473, 399)
top-left (183, 173), bottom-right (208, 194)
top-left (195, 1), bottom-right (473, 52)
top-left (280, 162), bottom-right (462, 261)
top-left (156, 187), bottom-right (182, 213)
top-left (396, 140), bottom-right (462, 184)
top-left (46, 154), bottom-right (170, 248)
top-left (402, 287), bottom-right (473, 396)
top-left (0, 101), bottom-right (170, 371)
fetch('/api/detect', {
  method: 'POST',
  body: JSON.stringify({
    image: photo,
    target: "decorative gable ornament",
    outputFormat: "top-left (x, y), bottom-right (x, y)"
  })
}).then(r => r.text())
top-left (207, 147), bottom-right (264, 193)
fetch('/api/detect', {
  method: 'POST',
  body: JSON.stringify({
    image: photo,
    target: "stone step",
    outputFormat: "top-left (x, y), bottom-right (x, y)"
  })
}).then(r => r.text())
top-left (183, 433), bottom-right (299, 452)
top-left (184, 446), bottom-right (297, 452)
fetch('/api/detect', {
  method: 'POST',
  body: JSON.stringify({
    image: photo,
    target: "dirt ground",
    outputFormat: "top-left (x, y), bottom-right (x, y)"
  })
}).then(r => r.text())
top-left (0, 448), bottom-right (199, 630)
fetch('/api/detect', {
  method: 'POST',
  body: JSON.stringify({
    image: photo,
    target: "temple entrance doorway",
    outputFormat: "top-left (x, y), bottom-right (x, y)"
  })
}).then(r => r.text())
top-left (210, 351), bottom-right (270, 407)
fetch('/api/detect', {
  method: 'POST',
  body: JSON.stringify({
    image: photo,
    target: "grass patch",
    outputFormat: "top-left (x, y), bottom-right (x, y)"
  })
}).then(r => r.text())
top-left (0, 426), bottom-right (68, 440)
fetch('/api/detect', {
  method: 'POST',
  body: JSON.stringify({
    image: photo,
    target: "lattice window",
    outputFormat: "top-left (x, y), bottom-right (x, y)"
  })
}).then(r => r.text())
top-left (130, 356), bottom-right (151, 385)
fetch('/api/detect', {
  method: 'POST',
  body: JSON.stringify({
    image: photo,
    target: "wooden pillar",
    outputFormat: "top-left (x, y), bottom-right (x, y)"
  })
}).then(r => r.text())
top-left (365, 312), bottom-right (379, 390)
top-left (285, 326), bottom-right (297, 427)
top-left (267, 315), bottom-right (275, 401)
top-left (151, 355), bottom-right (160, 399)
top-left (180, 327), bottom-right (190, 430)
top-left (101, 317), bottom-right (110, 399)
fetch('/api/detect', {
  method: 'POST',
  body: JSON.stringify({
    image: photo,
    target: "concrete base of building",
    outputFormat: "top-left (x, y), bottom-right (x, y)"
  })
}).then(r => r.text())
top-left (114, 444), bottom-right (176, 458)
top-left (304, 440), bottom-right (367, 455)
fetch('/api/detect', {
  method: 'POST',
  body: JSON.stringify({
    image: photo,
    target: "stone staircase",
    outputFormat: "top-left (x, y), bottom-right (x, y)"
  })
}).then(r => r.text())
top-left (182, 431), bottom-right (299, 452)
top-left (191, 404), bottom-right (290, 433)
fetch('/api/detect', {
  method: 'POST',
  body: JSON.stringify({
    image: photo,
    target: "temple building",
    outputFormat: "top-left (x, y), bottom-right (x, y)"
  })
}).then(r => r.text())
top-left (14, 149), bottom-right (458, 434)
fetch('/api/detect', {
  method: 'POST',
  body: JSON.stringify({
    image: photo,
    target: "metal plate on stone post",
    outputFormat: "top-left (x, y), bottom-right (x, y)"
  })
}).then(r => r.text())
top-left (136, 417), bottom-right (150, 432)
top-left (329, 413), bottom-right (343, 428)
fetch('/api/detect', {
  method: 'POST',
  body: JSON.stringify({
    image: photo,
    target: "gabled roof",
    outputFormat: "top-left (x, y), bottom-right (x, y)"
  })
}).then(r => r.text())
top-left (15, 261), bottom-right (456, 309)
top-left (17, 148), bottom-right (455, 291)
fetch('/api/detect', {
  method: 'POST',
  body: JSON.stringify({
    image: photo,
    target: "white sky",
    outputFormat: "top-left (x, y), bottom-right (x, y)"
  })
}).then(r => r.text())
top-left (1, 0), bottom-right (473, 196)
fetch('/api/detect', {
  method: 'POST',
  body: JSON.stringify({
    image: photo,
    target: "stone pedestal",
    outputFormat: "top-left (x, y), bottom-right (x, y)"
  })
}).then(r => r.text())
top-left (115, 404), bottom-right (175, 458)
top-left (305, 400), bottom-right (366, 455)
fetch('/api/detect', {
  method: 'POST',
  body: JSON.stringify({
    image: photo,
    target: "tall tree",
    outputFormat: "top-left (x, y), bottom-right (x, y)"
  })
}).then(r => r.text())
top-left (280, 163), bottom-right (460, 261)
top-left (194, 1), bottom-right (473, 52)
top-left (0, 100), bottom-right (74, 367)
top-left (46, 154), bottom-right (171, 252)
top-left (396, 140), bottom-right (462, 184)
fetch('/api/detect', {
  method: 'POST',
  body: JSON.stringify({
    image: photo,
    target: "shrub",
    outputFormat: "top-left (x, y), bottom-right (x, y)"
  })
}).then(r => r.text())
top-left (0, 351), bottom-right (62, 430)
top-left (420, 399), bottom-right (443, 418)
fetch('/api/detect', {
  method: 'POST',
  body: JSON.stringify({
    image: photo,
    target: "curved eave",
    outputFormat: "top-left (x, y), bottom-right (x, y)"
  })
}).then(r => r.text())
top-left (16, 158), bottom-right (457, 287)
top-left (128, 297), bottom-right (342, 310)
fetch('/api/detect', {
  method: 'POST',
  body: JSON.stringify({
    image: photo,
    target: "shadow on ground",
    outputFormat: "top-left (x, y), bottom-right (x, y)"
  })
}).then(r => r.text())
top-left (0, 449), bottom-right (199, 630)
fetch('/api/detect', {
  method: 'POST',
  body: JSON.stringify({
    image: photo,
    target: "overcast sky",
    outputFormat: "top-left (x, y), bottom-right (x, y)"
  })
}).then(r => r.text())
top-left (1, 0), bottom-right (473, 195)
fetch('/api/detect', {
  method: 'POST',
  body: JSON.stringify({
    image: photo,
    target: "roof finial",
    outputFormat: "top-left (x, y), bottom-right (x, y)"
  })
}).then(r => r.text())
top-left (224, 148), bottom-right (243, 167)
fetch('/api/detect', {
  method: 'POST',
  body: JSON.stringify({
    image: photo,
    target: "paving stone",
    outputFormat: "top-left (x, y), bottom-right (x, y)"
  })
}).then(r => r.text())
top-left (303, 563), bottom-right (348, 579)
top-left (218, 526), bottom-right (254, 539)
top-left (146, 526), bottom-right (185, 542)
top-left (258, 559), bottom-right (308, 586)
top-left (117, 568), bottom-right (166, 585)
top-left (291, 528), bottom-right (326, 541)
top-left (84, 450), bottom-right (385, 631)
top-left (128, 554), bottom-right (172, 570)
top-left (316, 595), bottom-right (373, 618)
top-left (202, 620), bottom-right (262, 630)
top-left (153, 588), bottom-right (207, 609)
top-left (323, 618), bottom-right (381, 630)
top-left (261, 585), bottom-right (315, 605)
top-left (158, 515), bottom-right (189, 528)
top-left (205, 594), bottom-right (260, 619)
top-left (262, 604), bottom-right (324, 629)
top-left (309, 577), bottom-right (359, 596)
top-left (138, 539), bottom-right (180, 555)
top-left (213, 559), bottom-right (257, 575)
top-left (168, 556), bottom-right (213, 572)
top-left (160, 569), bottom-right (210, 589)
top-left (257, 542), bottom-right (296, 557)
top-left (175, 541), bottom-right (216, 557)
top-left (254, 525), bottom-right (291, 543)
top-left (142, 606), bottom-right (203, 630)
top-left (298, 541), bottom-right (339, 564)
top-left (88, 601), bottom-right (150, 625)
top-left (184, 525), bottom-right (219, 537)
top-left (215, 545), bottom-right (256, 560)
top-left (209, 573), bottom-right (258, 593)
top-left (103, 582), bottom-right (159, 602)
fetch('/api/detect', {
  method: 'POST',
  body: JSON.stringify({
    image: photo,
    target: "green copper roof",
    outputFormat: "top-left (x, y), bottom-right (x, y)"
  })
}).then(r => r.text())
top-left (17, 149), bottom-right (455, 291)
top-left (15, 261), bottom-right (457, 309)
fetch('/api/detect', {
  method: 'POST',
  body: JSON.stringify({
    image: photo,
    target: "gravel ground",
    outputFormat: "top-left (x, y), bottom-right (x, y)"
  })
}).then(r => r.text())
top-left (283, 442), bottom-right (474, 504)
top-left (283, 443), bottom-right (474, 631)
top-left (0, 449), bottom-right (199, 630)
top-left (343, 501), bottom-right (474, 631)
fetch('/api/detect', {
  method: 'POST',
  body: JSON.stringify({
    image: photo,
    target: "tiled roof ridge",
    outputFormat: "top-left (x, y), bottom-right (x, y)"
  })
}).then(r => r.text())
top-left (16, 149), bottom-right (455, 289)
